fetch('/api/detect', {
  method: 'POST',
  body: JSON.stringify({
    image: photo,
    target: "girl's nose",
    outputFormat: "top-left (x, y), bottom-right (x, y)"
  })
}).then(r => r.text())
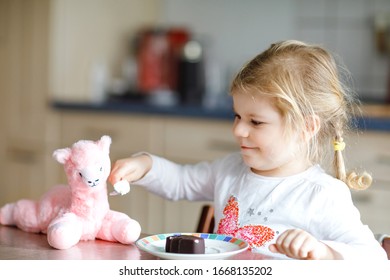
top-left (233, 121), bottom-right (249, 138)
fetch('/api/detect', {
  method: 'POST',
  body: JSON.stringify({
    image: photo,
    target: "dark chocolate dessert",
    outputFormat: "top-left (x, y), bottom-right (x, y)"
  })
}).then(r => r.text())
top-left (165, 235), bottom-right (205, 254)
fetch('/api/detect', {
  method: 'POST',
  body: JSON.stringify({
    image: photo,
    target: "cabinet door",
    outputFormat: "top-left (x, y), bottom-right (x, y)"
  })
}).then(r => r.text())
top-left (164, 117), bottom-right (237, 162)
top-left (59, 112), bottom-right (153, 158)
top-left (347, 131), bottom-right (390, 234)
top-left (159, 117), bottom-right (238, 233)
top-left (0, 0), bottom-right (50, 141)
top-left (0, 0), bottom-right (52, 205)
top-left (352, 188), bottom-right (390, 234)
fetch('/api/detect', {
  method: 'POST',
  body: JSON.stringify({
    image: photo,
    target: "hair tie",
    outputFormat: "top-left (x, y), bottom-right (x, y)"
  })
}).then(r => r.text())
top-left (333, 140), bottom-right (346, 151)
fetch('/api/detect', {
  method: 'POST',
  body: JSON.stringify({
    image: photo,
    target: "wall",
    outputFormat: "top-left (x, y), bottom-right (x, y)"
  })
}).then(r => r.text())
top-left (49, 0), bottom-right (390, 102)
top-left (49, 0), bottom-right (160, 102)
top-left (159, 0), bottom-right (390, 101)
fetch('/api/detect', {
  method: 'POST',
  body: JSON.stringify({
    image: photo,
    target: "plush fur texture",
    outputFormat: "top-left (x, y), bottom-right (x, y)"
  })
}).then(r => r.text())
top-left (0, 135), bottom-right (141, 249)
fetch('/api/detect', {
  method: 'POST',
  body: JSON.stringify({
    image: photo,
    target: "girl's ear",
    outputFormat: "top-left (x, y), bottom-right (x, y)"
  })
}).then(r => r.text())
top-left (303, 114), bottom-right (321, 141)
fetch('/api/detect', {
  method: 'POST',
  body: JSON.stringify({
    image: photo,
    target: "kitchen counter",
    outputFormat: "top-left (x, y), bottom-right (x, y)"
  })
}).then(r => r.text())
top-left (52, 99), bottom-right (235, 121)
top-left (355, 103), bottom-right (390, 131)
top-left (52, 99), bottom-right (390, 131)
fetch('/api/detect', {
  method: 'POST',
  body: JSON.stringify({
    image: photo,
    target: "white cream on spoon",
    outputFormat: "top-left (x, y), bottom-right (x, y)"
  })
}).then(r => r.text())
top-left (109, 180), bottom-right (130, 196)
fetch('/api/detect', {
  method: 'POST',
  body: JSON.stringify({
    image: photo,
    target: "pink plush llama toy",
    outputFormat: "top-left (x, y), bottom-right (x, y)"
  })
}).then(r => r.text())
top-left (0, 135), bottom-right (141, 249)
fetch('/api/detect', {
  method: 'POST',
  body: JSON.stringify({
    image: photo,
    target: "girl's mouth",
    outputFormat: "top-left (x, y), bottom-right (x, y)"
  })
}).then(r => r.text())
top-left (241, 145), bottom-right (256, 150)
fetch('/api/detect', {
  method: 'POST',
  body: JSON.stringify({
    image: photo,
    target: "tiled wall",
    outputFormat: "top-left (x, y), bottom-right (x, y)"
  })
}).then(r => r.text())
top-left (295, 0), bottom-right (389, 100)
top-left (160, 0), bottom-right (390, 101)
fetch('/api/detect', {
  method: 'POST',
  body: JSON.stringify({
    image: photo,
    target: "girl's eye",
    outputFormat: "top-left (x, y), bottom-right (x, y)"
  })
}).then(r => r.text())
top-left (251, 119), bottom-right (263, 126)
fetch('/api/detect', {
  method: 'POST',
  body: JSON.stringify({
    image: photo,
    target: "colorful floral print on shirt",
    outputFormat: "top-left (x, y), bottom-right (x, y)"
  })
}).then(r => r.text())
top-left (217, 195), bottom-right (275, 248)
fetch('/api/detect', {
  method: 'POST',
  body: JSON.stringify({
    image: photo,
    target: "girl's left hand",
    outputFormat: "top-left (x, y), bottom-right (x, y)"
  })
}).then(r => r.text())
top-left (268, 229), bottom-right (336, 260)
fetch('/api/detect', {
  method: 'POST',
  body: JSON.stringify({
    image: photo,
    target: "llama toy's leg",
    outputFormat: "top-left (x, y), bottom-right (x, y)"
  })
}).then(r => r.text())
top-left (0, 200), bottom-right (41, 232)
top-left (98, 210), bottom-right (141, 244)
top-left (47, 212), bottom-right (82, 250)
top-left (0, 203), bottom-right (16, 225)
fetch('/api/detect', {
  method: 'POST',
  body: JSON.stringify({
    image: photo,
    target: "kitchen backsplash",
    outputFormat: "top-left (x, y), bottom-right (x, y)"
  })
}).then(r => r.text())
top-left (49, 0), bottom-right (390, 104)
top-left (159, 0), bottom-right (390, 102)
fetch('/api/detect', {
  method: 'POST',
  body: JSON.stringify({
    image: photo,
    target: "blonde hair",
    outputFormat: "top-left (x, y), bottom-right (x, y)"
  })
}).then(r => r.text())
top-left (230, 40), bottom-right (372, 190)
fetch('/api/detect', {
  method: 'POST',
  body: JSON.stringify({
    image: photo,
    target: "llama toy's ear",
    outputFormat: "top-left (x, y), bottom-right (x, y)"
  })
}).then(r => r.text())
top-left (99, 135), bottom-right (112, 153)
top-left (53, 148), bottom-right (72, 164)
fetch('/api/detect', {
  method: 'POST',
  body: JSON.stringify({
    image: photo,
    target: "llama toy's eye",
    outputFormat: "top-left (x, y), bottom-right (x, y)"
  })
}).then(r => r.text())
top-left (100, 167), bottom-right (103, 172)
top-left (79, 172), bottom-right (83, 178)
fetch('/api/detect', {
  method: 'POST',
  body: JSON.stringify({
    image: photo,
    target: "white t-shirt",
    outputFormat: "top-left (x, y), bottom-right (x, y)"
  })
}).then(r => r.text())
top-left (135, 152), bottom-right (387, 259)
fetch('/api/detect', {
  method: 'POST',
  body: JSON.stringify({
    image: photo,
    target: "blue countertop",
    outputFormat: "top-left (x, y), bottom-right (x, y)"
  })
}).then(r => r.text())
top-left (355, 116), bottom-right (390, 132)
top-left (52, 100), bottom-right (390, 132)
top-left (52, 100), bottom-right (235, 120)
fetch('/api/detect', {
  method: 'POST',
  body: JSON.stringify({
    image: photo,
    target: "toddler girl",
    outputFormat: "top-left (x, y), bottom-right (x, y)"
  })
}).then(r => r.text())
top-left (109, 40), bottom-right (387, 260)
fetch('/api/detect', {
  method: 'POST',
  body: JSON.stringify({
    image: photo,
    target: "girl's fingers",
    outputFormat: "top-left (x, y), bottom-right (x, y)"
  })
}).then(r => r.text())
top-left (271, 229), bottom-right (318, 259)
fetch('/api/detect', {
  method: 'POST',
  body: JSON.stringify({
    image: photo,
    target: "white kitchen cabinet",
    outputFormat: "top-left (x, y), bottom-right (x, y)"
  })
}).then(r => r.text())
top-left (352, 188), bottom-right (390, 234)
top-left (346, 131), bottom-right (390, 234)
top-left (59, 112), bottom-right (155, 158)
top-left (160, 117), bottom-right (237, 233)
top-left (164, 117), bottom-right (237, 163)
top-left (0, 0), bottom-right (59, 207)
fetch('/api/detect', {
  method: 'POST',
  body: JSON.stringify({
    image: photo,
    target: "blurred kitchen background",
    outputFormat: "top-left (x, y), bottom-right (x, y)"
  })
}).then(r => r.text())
top-left (48, 0), bottom-right (390, 104)
top-left (1, 0), bottom-right (390, 235)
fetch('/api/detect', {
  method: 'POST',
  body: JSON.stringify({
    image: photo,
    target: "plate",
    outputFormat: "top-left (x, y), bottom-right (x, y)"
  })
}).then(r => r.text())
top-left (136, 233), bottom-right (249, 260)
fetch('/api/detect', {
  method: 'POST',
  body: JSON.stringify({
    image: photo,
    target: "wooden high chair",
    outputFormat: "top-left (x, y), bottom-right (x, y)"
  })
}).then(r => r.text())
top-left (196, 205), bottom-right (215, 233)
top-left (376, 234), bottom-right (390, 260)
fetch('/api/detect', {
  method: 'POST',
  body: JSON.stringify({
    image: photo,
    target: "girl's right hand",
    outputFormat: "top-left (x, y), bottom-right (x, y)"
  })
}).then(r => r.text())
top-left (268, 228), bottom-right (341, 260)
top-left (108, 153), bottom-right (152, 186)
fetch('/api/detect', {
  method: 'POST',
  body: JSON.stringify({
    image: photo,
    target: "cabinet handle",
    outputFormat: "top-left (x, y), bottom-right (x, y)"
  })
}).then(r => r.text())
top-left (7, 147), bottom-right (38, 163)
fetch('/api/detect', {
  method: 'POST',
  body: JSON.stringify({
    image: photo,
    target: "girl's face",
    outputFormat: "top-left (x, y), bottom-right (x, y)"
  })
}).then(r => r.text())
top-left (232, 92), bottom-right (309, 177)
